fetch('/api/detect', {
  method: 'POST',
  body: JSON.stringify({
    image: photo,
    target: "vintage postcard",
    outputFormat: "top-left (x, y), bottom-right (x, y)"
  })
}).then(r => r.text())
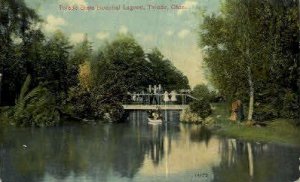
top-left (0, 0), bottom-right (299, 181)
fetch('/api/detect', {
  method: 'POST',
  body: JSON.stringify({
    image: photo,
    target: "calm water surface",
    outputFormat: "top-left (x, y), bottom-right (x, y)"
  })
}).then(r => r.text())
top-left (0, 111), bottom-right (299, 182)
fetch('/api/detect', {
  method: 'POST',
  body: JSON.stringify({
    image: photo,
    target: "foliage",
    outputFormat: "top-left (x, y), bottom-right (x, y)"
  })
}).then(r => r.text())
top-left (65, 85), bottom-right (126, 122)
top-left (32, 31), bottom-right (75, 95)
top-left (91, 35), bottom-right (189, 101)
top-left (180, 107), bottom-right (203, 124)
top-left (189, 99), bottom-right (212, 120)
top-left (99, 103), bottom-right (126, 123)
top-left (211, 103), bottom-right (300, 145)
top-left (0, 0), bottom-right (191, 125)
top-left (92, 36), bottom-right (189, 93)
top-left (0, 0), bottom-right (42, 105)
top-left (198, 0), bottom-right (299, 122)
top-left (92, 35), bottom-right (151, 94)
top-left (70, 34), bottom-right (92, 66)
top-left (253, 104), bottom-right (278, 122)
top-left (146, 48), bottom-right (190, 91)
top-left (192, 84), bottom-right (212, 101)
top-left (12, 75), bottom-right (60, 127)
top-left (78, 61), bottom-right (92, 90)
top-left (65, 86), bottom-right (94, 120)
top-left (280, 91), bottom-right (299, 119)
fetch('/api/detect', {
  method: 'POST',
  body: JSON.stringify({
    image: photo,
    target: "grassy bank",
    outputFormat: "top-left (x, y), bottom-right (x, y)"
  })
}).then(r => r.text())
top-left (210, 103), bottom-right (300, 146)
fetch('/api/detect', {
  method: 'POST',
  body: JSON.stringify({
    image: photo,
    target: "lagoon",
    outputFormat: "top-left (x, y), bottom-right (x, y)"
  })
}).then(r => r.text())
top-left (0, 111), bottom-right (299, 182)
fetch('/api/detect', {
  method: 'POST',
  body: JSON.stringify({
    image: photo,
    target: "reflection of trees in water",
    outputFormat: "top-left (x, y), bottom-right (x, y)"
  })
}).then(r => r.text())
top-left (129, 111), bottom-right (180, 166)
top-left (5, 113), bottom-right (299, 182)
top-left (147, 125), bottom-right (165, 165)
top-left (0, 111), bottom-right (183, 182)
top-left (0, 124), bottom-right (148, 182)
top-left (212, 139), bottom-right (300, 182)
top-left (130, 111), bottom-right (217, 169)
top-left (189, 126), bottom-right (212, 145)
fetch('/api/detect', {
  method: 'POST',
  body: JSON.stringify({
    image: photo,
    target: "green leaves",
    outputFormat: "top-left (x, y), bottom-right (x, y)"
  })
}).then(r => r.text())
top-left (91, 36), bottom-right (189, 95)
top-left (192, 84), bottom-right (211, 101)
top-left (189, 99), bottom-right (212, 120)
top-left (198, 0), bottom-right (299, 121)
top-left (13, 75), bottom-right (60, 127)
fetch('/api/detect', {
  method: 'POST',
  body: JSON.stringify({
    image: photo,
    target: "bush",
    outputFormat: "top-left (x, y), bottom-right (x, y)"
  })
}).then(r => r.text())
top-left (100, 103), bottom-right (126, 122)
top-left (192, 84), bottom-right (211, 101)
top-left (180, 107), bottom-right (203, 124)
top-left (12, 76), bottom-right (60, 127)
top-left (253, 91), bottom-right (299, 123)
top-left (280, 92), bottom-right (299, 119)
top-left (189, 99), bottom-right (212, 120)
top-left (253, 104), bottom-right (278, 122)
top-left (65, 86), bottom-right (94, 119)
top-left (65, 86), bottom-right (126, 122)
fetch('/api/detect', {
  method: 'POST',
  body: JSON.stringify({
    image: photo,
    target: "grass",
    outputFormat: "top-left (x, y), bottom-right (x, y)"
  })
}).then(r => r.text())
top-left (210, 103), bottom-right (300, 146)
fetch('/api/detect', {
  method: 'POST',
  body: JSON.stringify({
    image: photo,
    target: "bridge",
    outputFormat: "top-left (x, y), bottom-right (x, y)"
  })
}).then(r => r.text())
top-left (122, 104), bottom-right (189, 110)
top-left (122, 93), bottom-right (198, 111)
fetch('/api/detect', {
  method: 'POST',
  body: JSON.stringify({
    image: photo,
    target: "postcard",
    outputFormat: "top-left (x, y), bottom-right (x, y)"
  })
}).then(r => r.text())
top-left (0, 0), bottom-right (299, 181)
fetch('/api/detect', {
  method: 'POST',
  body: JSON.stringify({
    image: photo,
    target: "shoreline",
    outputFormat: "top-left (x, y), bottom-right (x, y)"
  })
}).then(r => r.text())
top-left (206, 103), bottom-right (300, 147)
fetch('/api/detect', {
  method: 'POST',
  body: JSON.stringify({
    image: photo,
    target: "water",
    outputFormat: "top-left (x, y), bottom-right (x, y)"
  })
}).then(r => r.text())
top-left (0, 111), bottom-right (299, 182)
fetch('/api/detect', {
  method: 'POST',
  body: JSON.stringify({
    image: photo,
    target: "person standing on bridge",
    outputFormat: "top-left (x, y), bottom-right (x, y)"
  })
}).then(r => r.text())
top-left (141, 90), bottom-right (146, 104)
top-left (153, 85), bottom-right (158, 104)
top-left (170, 90), bottom-right (177, 103)
top-left (132, 92), bottom-right (137, 103)
top-left (163, 91), bottom-right (170, 104)
top-left (158, 84), bottom-right (162, 105)
top-left (148, 85), bottom-right (153, 105)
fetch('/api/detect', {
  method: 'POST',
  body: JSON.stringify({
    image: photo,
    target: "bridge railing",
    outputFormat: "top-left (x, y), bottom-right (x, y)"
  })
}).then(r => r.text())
top-left (123, 93), bottom-right (198, 105)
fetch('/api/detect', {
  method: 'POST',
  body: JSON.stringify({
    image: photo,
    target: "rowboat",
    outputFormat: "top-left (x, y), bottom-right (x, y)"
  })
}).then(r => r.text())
top-left (148, 118), bottom-right (163, 125)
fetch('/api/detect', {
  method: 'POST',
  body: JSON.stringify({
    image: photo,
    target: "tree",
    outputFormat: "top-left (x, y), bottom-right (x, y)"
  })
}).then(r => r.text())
top-left (70, 34), bottom-right (92, 66)
top-left (78, 61), bottom-right (92, 90)
top-left (0, 0), bottom-right (42, 105)
top-left (91, 36), bottom-right (190, 103)
top-left (147, 48), bottom-right (190, 91)
top-left (192, 84), bottom-right (211, 101)
top-left (91, 35), bottom-right (152, 99)
top-left (102, 34), bottom-right (152, 92)
top-left (198, 0), bottom-right (299, 121)
top-left (33, 31), bottom-right (73, 94)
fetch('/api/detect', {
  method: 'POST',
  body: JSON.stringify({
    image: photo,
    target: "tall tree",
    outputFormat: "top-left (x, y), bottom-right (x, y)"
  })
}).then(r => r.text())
top-left (0, 0), bottom-right (42, 105)
top-left (92, 35), bottom-right (152, 97)
top-left (147, 48), bottom-right (190, 91)
top-left (33, 31), bottom-right (73, 95)
top-left (199, 0), bottom-right (299, 121)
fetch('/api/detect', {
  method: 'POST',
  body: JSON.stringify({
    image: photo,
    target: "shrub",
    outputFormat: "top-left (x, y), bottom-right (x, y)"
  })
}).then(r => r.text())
top-left (280, 92), bottom-right (299, 119)
top-left (99, 103), bottom-right (126, 122)
top-left (253, 104), bottom-right (278, 122)
top-left (180, 107), bottom-right (203, 124)
top-left (13, 76), bottom-right (60, 127)
top-left (189, 99), bottom-right (212, 120)
top-left (65, 86), bottom-right (126, 122)
top-left (65, 86), bottom-right (94, 119)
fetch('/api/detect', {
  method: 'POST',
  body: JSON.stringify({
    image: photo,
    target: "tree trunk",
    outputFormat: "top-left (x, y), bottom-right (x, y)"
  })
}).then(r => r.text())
top-left (247, 66), bottom-right (254, 121)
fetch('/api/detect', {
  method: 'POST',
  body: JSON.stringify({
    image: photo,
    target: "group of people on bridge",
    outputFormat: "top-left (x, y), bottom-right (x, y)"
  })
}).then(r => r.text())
top-left (129, 84), bottom-right (178, 105)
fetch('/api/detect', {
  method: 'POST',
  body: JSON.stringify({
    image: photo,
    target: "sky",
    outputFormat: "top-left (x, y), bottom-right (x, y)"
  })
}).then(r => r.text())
top-left (25, 0), bottom-right (220, 88)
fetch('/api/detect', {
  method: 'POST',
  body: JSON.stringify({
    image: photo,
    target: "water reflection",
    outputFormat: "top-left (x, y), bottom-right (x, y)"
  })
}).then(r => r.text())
top-left (213, 139), bottom-right (300, 182)
top-left (0, 111), bottom-right (299, 182)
